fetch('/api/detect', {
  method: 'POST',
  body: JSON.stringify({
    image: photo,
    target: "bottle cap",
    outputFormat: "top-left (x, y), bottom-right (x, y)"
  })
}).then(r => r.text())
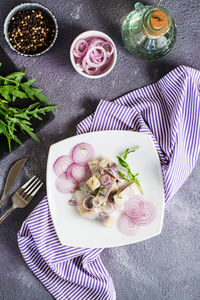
top-left (142, 7), bottom-right (172, 39)
top-left (150, 11), bottom-right (168, 30)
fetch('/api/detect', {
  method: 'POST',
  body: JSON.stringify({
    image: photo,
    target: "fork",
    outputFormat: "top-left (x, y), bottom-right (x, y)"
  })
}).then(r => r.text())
top-left (0, 176), bottom-right (43, 224)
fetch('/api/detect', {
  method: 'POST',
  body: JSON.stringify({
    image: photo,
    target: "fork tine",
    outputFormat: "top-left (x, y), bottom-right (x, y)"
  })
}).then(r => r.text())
top-left (23, 179), bottom-right (42, 199)
top-left (17, 176), bottom-right (36, 194)
top-left (25, 182), bottom-right (43, 202)
top-left (20, 177), bottom-right (40, 196)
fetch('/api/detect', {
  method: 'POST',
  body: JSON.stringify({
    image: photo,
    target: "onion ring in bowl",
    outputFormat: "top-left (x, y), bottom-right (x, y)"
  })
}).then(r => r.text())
top-left (72, 36), bottom-right (115, 77)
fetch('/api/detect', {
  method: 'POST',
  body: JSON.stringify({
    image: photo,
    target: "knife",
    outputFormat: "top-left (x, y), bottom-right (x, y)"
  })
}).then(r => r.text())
top-left (0, 158), bottom-right (27, 209)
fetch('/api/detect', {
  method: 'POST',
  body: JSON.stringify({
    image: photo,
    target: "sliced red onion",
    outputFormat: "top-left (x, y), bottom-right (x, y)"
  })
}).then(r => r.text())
top-left (66, 163), bottom-right (77, 183)
top-left (68, 199), bottom-right (77, 206)
top-left (72, 142), bottom-right (95, 166)
top-left (103, 41), bottom-right (114, 57)
top-left (133, 201), bottom-right (156, 225)
top-left (124, 197), bottom-right (145, 219)
top-left (124, 196), bottom-right (156, 225)
top-left (53, 155), bottom-right (73, 176)
top-left (118, 213), bottom-right (138, 235)
top-left (56, 173), bottom-right (77, 194)
top-left (67, 163), bottom-right (91, 183)
top-left (73, 50), bottom-right (82, 58)
top-left (89, 48), bottom-right (103, 61)
top-left (85, 46), bottom-right (107, 68)
top-left (73, 39), bottom-right (88, 57)
top-left (85, 65), bottom-right (100, 75)
top-left (100, 174), bottom-right (112, 186)
top-left (72, 36), bottom-right (115, 76)
top-left (90, 38), bottom-right (106, 46)
top-left (101, 167), bottom-right (119, 182)
top-left (82, 195), bottom-right (95, 210)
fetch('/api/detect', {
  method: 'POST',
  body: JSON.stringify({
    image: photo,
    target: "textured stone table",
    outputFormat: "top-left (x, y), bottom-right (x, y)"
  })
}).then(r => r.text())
top-left (0, 1), bottom-right (200, 299)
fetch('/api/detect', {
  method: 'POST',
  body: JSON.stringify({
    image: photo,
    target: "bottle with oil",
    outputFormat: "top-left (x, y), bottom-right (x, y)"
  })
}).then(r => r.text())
top-left (121, 2), bottom-right (177, 61)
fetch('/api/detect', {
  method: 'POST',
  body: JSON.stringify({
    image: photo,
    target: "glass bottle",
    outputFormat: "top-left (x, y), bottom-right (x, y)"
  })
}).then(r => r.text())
top-left (121, 2), bottom-right (177, 61)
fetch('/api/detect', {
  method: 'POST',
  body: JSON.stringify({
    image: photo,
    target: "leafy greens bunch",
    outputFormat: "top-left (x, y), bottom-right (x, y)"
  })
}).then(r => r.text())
top-left (117, 147), bottom-right (144, 194)
top-left (0, 65), bottom-right (58, 151)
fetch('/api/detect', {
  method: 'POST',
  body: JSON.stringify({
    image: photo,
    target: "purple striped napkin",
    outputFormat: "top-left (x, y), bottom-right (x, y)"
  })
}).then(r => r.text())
top-left (18, 65), bottom-right (200, 300)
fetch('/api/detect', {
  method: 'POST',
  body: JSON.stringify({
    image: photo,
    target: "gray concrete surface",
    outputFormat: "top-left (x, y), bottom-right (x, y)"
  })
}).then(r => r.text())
top-left (0, 0), bottom-right (200, 299)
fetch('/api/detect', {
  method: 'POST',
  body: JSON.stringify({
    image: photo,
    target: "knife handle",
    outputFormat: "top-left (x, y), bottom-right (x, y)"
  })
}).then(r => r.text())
top-left (0, 206), bottom-right (14, 224)
top-left (0, 193), bottom-right (6, 210)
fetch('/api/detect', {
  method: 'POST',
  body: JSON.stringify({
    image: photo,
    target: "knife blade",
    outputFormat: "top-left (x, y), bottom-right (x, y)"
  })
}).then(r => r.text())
top-left (0, 158), bottom-right (27, 209)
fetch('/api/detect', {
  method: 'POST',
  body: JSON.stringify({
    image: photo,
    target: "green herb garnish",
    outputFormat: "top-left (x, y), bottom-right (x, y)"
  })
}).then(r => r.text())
top-left (117, 147), bottom-right (144, 194)
top-left (99, 186), bottom-right (105, 191)
top-left (0, 65), bottom-right (58, 151)
top-left (122, 147), bottom-right (139, 160)
top-left (98, 192), bottom-right (104, 197)
top-left (89, 162), bottom-right (96, 166)
top-left (117, 193), bottom-right (122, 199)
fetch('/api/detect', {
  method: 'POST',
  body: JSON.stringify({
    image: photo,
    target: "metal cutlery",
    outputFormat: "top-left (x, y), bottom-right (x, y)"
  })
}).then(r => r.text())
top-left (0, 158), bottom-right (27, 209)
top-left (0, 176), bottom-right (43, 224)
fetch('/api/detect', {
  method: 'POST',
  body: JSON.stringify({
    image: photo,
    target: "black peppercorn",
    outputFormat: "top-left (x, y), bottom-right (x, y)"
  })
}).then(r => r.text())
top-left (8, 9), bottom-right (56, 54)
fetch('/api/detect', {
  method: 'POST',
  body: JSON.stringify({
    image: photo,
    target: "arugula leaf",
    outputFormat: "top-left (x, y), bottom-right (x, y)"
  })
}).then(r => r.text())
top-left (123, 148), bottom-right (137, 160)
top-left (117, 147), bottom-right (144, 194)
top-left (0, 64), bottom-right (58, 151)
top-left (116, 156), bottom-right (129, 169)
top-left (5, 71), bottom-right (25, 83)
top-left (23, 78), bottom-right (37, 86)
top-left (11, 90), bottom-right (28, 99)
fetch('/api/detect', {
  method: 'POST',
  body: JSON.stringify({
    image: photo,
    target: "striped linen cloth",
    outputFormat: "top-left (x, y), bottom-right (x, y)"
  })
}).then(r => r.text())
top-left (18, 65), bottom-right (200, 300)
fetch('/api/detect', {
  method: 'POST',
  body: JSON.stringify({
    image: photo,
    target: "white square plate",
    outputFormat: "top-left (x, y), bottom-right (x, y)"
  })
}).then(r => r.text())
top-left (46, 130), bottom-right (165, 248)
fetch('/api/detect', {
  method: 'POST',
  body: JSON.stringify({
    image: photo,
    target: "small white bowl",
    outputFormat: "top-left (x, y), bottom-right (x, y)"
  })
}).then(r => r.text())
top-left (70, 30), bottom-right (117, 79)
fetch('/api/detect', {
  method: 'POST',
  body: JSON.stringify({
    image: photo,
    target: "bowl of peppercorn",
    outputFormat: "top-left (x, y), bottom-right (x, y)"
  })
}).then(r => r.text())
top-left (4, 3), bottom-right (58, 56)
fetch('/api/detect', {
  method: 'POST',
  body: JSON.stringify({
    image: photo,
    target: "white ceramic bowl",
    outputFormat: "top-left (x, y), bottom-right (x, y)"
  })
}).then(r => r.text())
top-left (4, 3), bottom-right (58, 57)
top-left (70, 30), bottom-right (117, 79)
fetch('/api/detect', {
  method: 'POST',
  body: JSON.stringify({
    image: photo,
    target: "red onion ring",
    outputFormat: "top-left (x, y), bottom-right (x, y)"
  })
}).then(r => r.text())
top-left (85, 46), bottom-right (107, 68)
top-left (103, 42), bottom-right (114, 56)
top-left (67, 163), bottom-right (91, 183)
top-left (124, 197), bottom-right (145, 219)
top-left (85, 64), bottom-right (100, 75)
top-left (73, 36), bottom-right (115, 76)
top-left (73, 39), bottom-right (88, 57)
top-left (118, 213), bottom-right (138, 235)
top-left (53, 155), bottom-right (73, 176)
top-left (72, 143), bottom-right (95, 166)
top-left (133, 201), bottom-right (156, 225)
top-left (90, 38), bottom-right (106, 46)
top-left (68, 199), bottom-right (77, 206)
top-left (100, 174), bottom-right (112, 186)
top-left (56, 173), bottom-right (77, 194)
top-left (101, 167), bottom-right (119, 182)
top-left (89, 52), bottom-right (103, 61)
top-left (124, 196), bottom-right (156, 226)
